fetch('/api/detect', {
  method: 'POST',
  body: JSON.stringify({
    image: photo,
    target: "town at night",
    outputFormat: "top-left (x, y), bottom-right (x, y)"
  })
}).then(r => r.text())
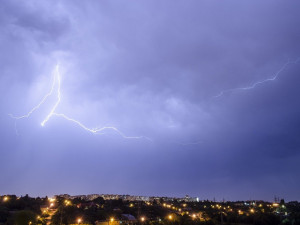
top-left (1, 194), bottom-right (300, 225)
top-left (1, 1), bottom-right (300, 225)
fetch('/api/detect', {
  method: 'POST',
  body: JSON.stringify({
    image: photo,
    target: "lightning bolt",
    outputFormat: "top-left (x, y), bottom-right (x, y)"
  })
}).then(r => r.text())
top-left (8, 68), bottom-right (57, 120)
top-left (40, 64), bottom-right (61, 127)
top-left (213, 58), bottom-right (300, 98)
top-left (9, 64), bottom-right (151, 141)
top-left (52, 113), bottom-right (152, 140)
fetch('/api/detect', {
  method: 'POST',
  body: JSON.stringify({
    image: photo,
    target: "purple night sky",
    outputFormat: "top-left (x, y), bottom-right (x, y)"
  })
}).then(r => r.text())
top-left (1, 1), bottom-right (300, 201)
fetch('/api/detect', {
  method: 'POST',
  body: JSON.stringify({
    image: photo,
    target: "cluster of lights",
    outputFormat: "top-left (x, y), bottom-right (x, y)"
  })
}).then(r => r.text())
top-left (163, 203), bottom-right (172, 208)
top-left (65, 200), bottom-right (72, 206)
top-left (209, 204), bottom-right (233, 211)
top-left (49, 198), bottom-right (56, 203)
top-left (0, 195), bottom-right (286, 224)
top-left (163, 203), bottom-right (184, 212)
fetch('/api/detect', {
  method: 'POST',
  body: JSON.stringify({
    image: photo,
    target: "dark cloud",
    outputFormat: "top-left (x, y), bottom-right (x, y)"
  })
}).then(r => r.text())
top-left (0, 0), bottom-right (300, 201)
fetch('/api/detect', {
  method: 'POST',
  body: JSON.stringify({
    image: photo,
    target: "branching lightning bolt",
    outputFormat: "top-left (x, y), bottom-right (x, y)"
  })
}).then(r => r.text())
top-left (8, 69), bottom-right (57, 120)
top-left (213, 58), bottom-right (300, 98)
top-left (40, 65), bottom-right (61, 127)
top-left (51, 113), bottom-right (152, 140)
top-left (9, 64), bottom-right (151, 141)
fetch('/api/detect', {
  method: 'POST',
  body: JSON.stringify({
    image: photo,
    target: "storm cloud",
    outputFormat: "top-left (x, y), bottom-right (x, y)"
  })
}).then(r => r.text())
top-left (1, 0), bottom-right (300, 201)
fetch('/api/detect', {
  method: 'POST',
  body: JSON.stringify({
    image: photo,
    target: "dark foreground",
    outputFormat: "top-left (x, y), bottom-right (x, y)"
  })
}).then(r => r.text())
top-left (1, 195), bottom-right (300, 225)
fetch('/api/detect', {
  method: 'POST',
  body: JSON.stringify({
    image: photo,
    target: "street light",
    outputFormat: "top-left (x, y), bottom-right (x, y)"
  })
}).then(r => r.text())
top-left (140, 217), bottom-right (145, 222)
top-left (65, 200), bottom-right (71, 206)
top-left (77, 218), bottom-right (82, 224)
top-left (168, 215), bottom-right (172, 220)
top-left (49, 198), bottom-right (56, 203)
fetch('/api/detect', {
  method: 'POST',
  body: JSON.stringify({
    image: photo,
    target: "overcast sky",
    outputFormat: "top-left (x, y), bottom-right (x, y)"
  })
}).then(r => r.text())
top-left (1, 0), bottom-right (300, 201)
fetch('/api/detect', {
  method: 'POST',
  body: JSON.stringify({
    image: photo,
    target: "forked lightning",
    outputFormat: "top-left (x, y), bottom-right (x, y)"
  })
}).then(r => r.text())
top-left (9, 64), bottom-right (150, 140)
top-left (214, 58), bottom-right (300, 98)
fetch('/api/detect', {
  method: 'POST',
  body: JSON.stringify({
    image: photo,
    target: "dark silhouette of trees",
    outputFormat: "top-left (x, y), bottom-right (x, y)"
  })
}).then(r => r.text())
top-left (12, 210), bottom-right (37, 225)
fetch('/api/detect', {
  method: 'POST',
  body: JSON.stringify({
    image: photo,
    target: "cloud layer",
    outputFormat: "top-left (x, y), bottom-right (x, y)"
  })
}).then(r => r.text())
top-left (1, 0), bottom-right (300, 201)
